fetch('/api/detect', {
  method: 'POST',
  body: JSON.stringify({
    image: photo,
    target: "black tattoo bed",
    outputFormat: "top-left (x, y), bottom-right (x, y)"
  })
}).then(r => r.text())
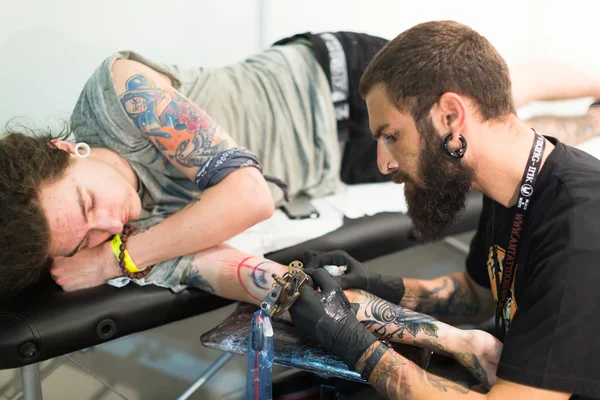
top-left (0, 191), bottom-right (483, 399)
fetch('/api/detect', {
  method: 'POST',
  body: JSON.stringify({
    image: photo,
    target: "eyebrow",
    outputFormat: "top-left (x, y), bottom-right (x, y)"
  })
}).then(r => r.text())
top-left (66, 187), bottom-right (88, 257)
top-left (372, 124), bottom-right (389, 140)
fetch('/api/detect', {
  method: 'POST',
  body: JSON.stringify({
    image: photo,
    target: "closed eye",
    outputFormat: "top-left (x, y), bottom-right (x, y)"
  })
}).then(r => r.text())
top-left (89, 192), bottom-right (96, 213)
top-left (80, 192), bottom-right (95, 251)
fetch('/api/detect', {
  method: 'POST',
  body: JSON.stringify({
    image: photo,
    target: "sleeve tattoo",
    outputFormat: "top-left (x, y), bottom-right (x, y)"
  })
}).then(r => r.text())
top-left (356, 343), bottom-right (471, 399)
top-left (354, 290), bottom-right (440, 340)
top-left (354, 290), bottom-right (491, 389)
top-left (119, 73), bottom-right (230, 171)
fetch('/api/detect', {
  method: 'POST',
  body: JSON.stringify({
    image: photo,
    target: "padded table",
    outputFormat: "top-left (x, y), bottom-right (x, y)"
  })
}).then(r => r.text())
top-left (0, 191), bottom-right (483, 398)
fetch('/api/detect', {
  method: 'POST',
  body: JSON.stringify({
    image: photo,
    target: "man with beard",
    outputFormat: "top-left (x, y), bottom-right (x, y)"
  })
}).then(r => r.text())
top-left (290, 20), bottom-right (600, 399)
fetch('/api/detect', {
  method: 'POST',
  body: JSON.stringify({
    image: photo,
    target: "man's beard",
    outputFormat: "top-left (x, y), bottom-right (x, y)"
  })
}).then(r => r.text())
top-left (394, 117), bottom-right (475, 243)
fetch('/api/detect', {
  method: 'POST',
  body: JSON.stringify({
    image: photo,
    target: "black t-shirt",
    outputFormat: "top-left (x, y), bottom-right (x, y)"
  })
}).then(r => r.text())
top-left (466, 137), bottom-right (600, 400)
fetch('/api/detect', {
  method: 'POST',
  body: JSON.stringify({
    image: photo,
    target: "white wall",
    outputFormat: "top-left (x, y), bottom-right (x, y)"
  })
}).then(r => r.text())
top-left (1, 0), bottom-right (598, 128)
top-left (0, 0), bottom-right (262, 128)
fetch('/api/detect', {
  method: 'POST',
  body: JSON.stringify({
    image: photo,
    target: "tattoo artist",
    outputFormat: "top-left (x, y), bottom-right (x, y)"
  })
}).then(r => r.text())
top-left (289, 20), bottom-right (600, 400)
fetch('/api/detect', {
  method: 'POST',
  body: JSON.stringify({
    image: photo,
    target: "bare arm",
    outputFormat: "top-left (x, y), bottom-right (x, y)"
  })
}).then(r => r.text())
top-left (511, 61), bottom-right (600, 108)
top-left (399, 271), bottom-right (496, 326)
top-left (110, 59), bottom-right (274, 270)
top-left (355, 343), bottom-right (571, 400)
top-left (510, 61), bottom-right (600, 146)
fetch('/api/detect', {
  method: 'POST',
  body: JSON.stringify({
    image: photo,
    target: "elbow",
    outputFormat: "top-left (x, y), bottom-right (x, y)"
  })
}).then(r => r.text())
top-left (253, 189), bottom-right (275, 222)
top-left (240, 168), bottom-right (275, 224)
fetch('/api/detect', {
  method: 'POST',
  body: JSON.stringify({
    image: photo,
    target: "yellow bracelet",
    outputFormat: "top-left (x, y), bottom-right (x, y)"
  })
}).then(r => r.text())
top-left (111, 234), bottom-right (141, 273)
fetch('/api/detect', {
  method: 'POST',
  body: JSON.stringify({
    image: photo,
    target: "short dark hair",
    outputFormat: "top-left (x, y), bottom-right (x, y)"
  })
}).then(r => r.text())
top-left (0, 121), bottom-right (72, 297)
top-left (359, 20), bottom-right (516, 123)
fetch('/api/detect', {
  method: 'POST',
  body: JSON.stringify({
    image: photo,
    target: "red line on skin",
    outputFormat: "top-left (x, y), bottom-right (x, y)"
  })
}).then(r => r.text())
top-left (226, 259), bottom-right (267, 280)
top-left (237, 256), bottom-right (260, 301)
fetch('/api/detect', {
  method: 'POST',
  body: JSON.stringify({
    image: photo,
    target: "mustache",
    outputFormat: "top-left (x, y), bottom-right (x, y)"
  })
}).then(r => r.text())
top-left (392, 170), bottom-right (411, 184)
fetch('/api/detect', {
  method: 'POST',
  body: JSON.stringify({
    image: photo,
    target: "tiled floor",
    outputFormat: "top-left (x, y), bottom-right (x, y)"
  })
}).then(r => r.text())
top-left (0, 232), bottom-right (474, 400)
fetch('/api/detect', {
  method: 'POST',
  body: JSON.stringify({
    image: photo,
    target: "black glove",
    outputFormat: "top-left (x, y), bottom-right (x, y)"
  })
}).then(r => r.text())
top-left (289, 268), bottom-right (378, 370)
top-left (303, 250), bottom-right (406, 305)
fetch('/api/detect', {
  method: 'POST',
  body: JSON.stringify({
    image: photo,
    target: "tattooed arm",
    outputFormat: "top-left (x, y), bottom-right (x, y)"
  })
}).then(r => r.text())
top-left (346, 289), bottom-right (501, 389)
top-left (510, 61), bottom-right (600, 145)
top-left (399, 271), bottom-right (495, 326)
top-left (107, 59), bottom-right (274, 272)
top-left (510, 61), bottom-right (600, 146)
top-left (183, 246), bottom-right (501, 388)
top-left (355, 343), bottom-right (571, 400)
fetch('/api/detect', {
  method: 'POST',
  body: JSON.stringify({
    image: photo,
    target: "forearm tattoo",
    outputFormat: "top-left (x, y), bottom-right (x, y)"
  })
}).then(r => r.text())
top-left (400, 276), bottom-right (479, 319)
top-left (356, 343), bottom-right (470, 399)
top-left (355, 290), bottom-right (440, 340)
top-left (183, 269), bottom-right (215, 294)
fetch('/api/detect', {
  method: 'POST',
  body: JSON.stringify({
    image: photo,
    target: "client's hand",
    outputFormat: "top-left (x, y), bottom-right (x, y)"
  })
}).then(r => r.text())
top-left (304, 250), bottom-right (405, 305)
top-left (50, 241), bottom-right (121, 291)
top-left (289, 268), bottom-right (378, 370)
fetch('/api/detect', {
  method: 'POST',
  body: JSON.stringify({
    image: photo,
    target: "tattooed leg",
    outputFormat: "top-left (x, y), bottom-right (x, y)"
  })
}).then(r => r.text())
top-left (347, 290), bottom-right (501, 388)
top-left (526, 109), bottom-right (600, 146)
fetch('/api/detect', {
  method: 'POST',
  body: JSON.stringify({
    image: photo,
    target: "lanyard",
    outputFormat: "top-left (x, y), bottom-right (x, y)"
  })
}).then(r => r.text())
top-left (492, 130), bottom-right (546, 340)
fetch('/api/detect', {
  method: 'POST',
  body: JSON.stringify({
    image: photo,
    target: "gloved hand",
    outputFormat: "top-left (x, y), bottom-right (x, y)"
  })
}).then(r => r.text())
top-left (289, 268), bottom-right (378, 370)
top-left (303, 250), bottom-right (406, 305)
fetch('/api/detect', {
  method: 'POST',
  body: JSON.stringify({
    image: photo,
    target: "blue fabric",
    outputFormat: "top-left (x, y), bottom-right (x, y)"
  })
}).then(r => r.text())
top-left (195, 147), bottom-right (288, 202)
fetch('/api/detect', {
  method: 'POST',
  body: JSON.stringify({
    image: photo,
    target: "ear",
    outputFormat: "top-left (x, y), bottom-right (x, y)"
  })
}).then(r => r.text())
top-left (49, 140), bottom-right (78, 156)
top-left (432, 92), bottom-right (468, 140)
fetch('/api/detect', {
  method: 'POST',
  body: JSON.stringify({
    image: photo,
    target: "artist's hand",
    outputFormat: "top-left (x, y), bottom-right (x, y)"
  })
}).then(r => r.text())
top-left (460, 330), bottom-right (503, 388)
top-left (289, 268), bottom-right (378, 370)
top-left (304, 250), bottom-right (405, 305)
top-left (49, 241), bottom-right (121, 291)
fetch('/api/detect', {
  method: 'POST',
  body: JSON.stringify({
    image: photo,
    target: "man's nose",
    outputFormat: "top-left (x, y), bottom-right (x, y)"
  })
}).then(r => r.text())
top-left (377, 142), bottom-right (399, 175)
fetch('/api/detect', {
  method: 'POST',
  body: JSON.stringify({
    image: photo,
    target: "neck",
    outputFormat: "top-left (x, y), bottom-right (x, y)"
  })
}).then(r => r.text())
top-left (473, 116), bottom-right (555, 208)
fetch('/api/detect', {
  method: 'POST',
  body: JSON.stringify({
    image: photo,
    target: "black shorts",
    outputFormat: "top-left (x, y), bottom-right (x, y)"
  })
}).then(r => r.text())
top-left (273, 31), bottom-right (390, 184)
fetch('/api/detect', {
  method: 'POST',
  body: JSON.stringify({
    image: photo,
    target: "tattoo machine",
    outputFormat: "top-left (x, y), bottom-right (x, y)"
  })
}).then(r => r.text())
top-left (260, 261), bottom-right (314, 319)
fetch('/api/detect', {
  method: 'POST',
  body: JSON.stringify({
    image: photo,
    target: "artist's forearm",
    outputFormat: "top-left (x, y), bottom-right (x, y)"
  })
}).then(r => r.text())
top-left (526, 111), bottom-right (600, 146)
top-left (511, 61), bottom-right (600, 107)
top-left (347, 289), bottom-right (462, 350)
top-left (126, 168), bottom-right (274, 270)
top-left (399, 272), bottom-right (486, 326)
top-left (356, 343), bottom-right (482, 400)
top-left (346, 289), bottom-right (494, 388)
